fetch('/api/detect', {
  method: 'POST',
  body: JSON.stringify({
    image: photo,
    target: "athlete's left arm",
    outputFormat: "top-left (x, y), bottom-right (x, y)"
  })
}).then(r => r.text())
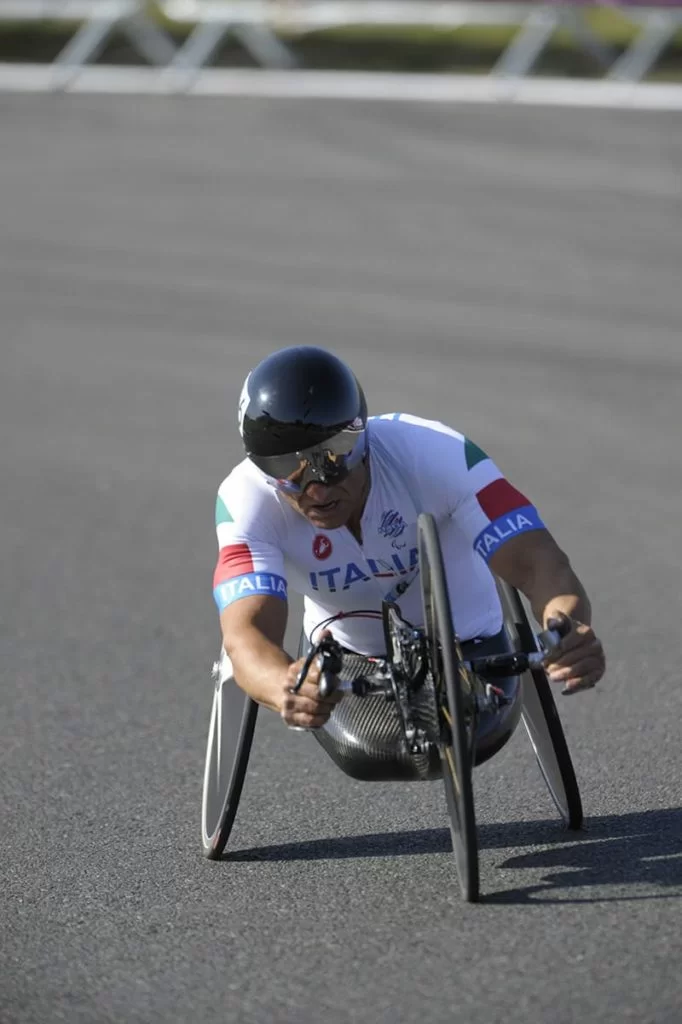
top-left (488, 530), bottom-right (605, 693)
top-left (396, 417), bottom-right (605, 692)
top-left (488, 528), bottom-right (590, 628)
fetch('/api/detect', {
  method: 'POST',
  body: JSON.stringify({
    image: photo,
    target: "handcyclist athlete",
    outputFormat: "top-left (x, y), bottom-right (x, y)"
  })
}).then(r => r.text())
top-left (213, 346), bottom-right (605, 731)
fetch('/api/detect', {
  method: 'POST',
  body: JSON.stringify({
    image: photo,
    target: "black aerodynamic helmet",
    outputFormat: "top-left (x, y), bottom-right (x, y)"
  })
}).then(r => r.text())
top-left (238, 346), bottom-right (368, 494)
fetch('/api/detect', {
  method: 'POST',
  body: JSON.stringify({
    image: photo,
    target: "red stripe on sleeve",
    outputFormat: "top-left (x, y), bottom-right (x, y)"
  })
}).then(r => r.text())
top-left (213, 543), bottom-right (255, 587)
top-left (476, 478), bottom-right (530, 520)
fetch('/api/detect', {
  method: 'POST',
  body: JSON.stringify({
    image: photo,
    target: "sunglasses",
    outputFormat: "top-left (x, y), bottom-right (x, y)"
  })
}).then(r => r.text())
top-left (250, 428), bottom-right (367, 496)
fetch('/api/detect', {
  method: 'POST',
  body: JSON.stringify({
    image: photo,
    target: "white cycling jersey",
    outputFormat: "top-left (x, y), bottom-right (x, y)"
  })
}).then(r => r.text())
top-left (213, 414), bottom-right (545, 655)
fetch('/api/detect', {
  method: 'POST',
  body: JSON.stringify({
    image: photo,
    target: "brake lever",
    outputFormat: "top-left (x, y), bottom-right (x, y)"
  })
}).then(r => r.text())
top-left (293, 645), bottom-right (319, 694)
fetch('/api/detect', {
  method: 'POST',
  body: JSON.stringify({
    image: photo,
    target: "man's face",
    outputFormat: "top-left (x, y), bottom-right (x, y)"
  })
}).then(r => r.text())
top-left (281, 462), bottom-right (369, 531)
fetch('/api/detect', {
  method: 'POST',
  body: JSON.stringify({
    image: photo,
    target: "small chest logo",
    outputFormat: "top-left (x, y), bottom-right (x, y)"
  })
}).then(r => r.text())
top-left (378, 509), bottom-right (406, 540)
top-left (313, 535), bottom-right (333, 560)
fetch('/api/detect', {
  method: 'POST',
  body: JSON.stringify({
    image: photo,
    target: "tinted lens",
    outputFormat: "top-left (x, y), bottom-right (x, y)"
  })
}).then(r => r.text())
top-left (252, 429), bottom-right (366, 494)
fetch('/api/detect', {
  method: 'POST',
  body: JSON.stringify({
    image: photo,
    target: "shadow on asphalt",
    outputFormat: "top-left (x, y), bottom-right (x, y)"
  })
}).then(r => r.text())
top-left (482, 806), bottom-right (682, 904)
top-left (227, 808), bottom-right (681, 901)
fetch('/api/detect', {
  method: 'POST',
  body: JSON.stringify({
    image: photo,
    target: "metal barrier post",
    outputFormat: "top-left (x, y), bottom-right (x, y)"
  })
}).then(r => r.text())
top-left (169, 20), bottom-right (233, 66)
top-left (492, 2), bottom-right (617, 77)
top-left (607, 9), bottom-right (680, 80)
top-left (492, 5), bottom-right (561, 76)
top-left (170, 18), bottom-right (297, 69)
top-left (231, 22), bottom-right (297, 67)
top-left (53, 1), bottom-right (176, 68)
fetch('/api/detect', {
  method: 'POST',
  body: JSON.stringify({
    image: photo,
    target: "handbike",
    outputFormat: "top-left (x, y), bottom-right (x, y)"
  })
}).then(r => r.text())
top-left (201, 513), bottom-right (583, 902)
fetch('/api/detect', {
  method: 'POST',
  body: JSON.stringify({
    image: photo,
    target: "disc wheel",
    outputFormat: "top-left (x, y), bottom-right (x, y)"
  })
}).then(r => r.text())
top-left (496, 580), bottom-right (583, 829)
top-left (418, 513), bottom-right (480, 902)
top-left (201, 657), bottom-right (258, 859)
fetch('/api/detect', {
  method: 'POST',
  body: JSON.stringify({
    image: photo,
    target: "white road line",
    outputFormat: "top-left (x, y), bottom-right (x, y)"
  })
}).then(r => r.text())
top-left (2, 63), bottom-right (682, 110)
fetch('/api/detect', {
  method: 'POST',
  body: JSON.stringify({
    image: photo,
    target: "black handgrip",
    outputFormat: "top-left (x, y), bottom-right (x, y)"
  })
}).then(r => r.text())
top-left (319, 670), bottom-right (335, 700)
top-left (537, 612), bottom-right (572, 655)
top-left (317, 641), bottom-right (343, 698)
top-left (293, 636), bottom-right (343, 695)
top-left (547, 613), bottom-right (572, 638)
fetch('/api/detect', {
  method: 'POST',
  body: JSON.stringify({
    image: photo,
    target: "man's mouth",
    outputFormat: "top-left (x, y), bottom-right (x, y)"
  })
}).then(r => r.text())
top-left (309, 498), bottom-right (339, 514)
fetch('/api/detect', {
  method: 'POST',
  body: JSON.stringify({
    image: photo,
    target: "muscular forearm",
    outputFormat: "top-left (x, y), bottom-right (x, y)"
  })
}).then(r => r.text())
top-left (490, 531), bottom-right (592, 630)
top-left (223, 626), bottom-right (293, 713)
top-left (490, 531), bottom-right (603, 693)
top-left (524, 560), bottom-right (592, 629)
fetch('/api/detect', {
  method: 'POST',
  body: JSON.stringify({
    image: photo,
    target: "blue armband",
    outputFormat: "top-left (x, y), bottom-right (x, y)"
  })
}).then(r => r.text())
top-left (473, 506), bottom-right (545, 562)
top-left (214, 573), bottom-right (288, 611)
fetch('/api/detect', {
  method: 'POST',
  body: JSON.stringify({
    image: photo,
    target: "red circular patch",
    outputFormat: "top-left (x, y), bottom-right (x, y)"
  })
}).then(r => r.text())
top-left (313, 535), bottom-right (333, 560)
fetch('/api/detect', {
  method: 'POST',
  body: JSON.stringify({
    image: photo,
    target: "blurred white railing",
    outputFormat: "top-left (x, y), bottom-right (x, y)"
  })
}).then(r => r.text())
top-left (0, 0), bottom-right (680, 81)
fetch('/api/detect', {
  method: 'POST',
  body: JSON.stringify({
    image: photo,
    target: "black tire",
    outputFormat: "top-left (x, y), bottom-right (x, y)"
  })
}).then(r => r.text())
top-left (418, 513), bottom-right (480, 902)
top-left (496, 580), bottom-right (583, 830)
top-left (201, 656), bottom-right (259, 859)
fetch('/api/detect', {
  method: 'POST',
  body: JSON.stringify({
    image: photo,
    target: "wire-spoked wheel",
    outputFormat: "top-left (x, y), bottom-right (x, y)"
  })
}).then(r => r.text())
top-left (201, 655), bottom-right (258, 859)
top-left (418, 512), bottom-right (480, 902)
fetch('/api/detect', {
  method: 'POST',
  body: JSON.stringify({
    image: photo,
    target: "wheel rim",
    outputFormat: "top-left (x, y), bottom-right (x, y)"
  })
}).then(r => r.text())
top-left (495, 579), bottom-right (582, 830)
top-left (521, 674), bottom-right (571, 821)
top-left (202, 685), bottom-right (224, 843)
top-left (201, 678), bottom-right (258, 855)
top-left (419, 515), bottom-right (479, 901)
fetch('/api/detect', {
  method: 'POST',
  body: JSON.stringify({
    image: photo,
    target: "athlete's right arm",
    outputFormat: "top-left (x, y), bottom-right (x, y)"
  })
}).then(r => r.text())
top-left (213, 471), bottom-right (341, 726)
top-left (219, 594), bottom-right (291, 714)
top-left (220, 596), bottom-right (342, 726)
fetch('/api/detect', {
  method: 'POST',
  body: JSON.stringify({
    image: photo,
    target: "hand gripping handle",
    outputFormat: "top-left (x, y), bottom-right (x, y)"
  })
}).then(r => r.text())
top-left (294, 637), bottom-right (343, 698)
top-left (536, 612), bottom-right (572, 655)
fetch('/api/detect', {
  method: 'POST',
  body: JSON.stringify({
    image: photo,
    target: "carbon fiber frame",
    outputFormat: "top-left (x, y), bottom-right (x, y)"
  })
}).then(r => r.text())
top-left (298, 629), bottom-right (522, 782)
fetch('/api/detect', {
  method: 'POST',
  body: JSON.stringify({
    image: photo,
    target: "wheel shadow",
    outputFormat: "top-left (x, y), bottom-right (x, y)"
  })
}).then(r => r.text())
top-left (481, 806), bottom-right (682, 904)
top-left (227, 826), bottom-right (453, 862)
top-left (226, 808), bottom-right (682, 902)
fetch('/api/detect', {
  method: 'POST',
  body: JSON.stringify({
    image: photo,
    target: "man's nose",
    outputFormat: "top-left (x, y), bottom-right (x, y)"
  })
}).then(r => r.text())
top-left (305, 482), bottom-right (335, 502)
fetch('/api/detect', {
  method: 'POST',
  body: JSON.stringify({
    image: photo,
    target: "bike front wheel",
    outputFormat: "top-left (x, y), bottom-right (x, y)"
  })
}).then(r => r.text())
top-left (418, 512), bottom-right (480, 903)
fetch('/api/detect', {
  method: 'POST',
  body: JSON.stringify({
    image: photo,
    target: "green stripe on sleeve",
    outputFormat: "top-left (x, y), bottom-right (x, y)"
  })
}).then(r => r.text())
top-left (464, 437), bottom-right (489, 470)
top-left (215, 494), bottom-right (234, 526)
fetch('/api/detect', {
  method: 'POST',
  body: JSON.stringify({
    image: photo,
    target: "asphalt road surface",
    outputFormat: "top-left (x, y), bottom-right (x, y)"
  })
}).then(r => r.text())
top-left (1, 94), bottom-right (681, 1024)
